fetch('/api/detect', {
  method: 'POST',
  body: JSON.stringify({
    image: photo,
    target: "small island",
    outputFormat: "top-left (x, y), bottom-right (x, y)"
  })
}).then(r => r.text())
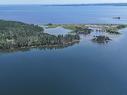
top-left (92, 36), bottom-right (111, 44)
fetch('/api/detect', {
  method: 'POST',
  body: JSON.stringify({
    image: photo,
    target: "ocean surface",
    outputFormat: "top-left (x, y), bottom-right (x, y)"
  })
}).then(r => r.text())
top-left (0, 5), bottom-right (127, 24)
top-left (0, 5), bottom-right (127, 95)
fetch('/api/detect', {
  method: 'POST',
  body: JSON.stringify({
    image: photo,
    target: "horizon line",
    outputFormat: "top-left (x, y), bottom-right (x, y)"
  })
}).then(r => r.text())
top-left (0, 2), bottom-right (127, 5)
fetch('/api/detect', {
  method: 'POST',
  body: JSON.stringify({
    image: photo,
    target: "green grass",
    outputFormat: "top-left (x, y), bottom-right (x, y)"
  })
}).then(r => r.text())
top-left (45, 24), bottom-right (127, 34)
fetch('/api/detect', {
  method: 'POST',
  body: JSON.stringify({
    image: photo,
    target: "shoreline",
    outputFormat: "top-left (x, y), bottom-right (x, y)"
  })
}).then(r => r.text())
top-left (0, 40), bottom-right (80, 51)
top-left (45, 24), bottom-right (127, 34)
top-left (0, 19), bottom-right (127, 51)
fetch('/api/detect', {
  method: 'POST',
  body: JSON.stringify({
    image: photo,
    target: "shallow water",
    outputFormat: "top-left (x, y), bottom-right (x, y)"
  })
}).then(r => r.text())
top-left (44, 26), bottom-right (71, 36)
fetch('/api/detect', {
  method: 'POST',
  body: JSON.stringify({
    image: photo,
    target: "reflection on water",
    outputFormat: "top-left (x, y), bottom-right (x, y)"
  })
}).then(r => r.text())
top-left (0, 41), bottom-right (79, 54)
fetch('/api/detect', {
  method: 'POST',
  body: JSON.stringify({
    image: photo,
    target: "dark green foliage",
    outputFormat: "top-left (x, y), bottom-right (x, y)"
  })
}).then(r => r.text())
top-left (105, 25), bottom-right (127, 34)
top-left (92, 36), bottom-right (111, 44)
top-left (106, 29), bottom-right (120, 34)
top-left (67, 26), bottom-right (92, 34)
top-left (117, 25), bottom-right (127, 29)
top-left (0, 20), bottom-right (80, 49)
top-left (72, 27), bottom-right (92, 34)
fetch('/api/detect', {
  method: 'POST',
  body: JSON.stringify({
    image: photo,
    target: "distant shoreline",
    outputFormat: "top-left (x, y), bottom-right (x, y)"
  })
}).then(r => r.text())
top-left (0, 3), bottom-right (127, 6)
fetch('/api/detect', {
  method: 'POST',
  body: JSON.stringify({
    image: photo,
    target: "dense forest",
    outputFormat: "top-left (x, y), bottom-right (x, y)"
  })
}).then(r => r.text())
top-left (0, 20), bottom-right (80, 49)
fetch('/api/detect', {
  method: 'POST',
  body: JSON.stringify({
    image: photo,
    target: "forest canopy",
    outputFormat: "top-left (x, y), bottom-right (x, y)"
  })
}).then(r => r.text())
top-left (0, 20), bottom-right (80, 49)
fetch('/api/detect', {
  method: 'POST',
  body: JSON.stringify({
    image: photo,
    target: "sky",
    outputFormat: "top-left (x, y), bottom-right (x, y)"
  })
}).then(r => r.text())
top-left (0, 0), bottom-right (127, 4)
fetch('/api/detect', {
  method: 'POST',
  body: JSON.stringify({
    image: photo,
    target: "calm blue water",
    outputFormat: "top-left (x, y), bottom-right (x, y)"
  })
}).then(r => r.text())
top-left (0, 5), bottom-right (127, 24)
top-left (0, 28), bottom-right (127, 95)
top-left (0, 5), bottom-right (127, 95)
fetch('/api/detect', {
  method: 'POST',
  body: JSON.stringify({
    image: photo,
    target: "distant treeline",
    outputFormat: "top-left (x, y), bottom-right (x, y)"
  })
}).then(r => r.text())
top-left (0, 20), bottom-right (80, 49)
top-left (42, 3), bottom-right (127, 6)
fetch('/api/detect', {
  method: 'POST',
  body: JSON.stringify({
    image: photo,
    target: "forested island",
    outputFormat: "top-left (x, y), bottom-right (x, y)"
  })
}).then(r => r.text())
top-left (0, 20), bottom-right (80, 50)
top-left (0, 20), bottom-right (127, 50)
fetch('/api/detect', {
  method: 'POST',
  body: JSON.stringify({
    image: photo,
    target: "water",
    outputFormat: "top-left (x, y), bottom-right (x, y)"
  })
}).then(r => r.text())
top-left (0, 28), bottom-right (127, 95)
top-left (0, 5), bottom-right (127, 95)
top-left (0, 5), bottom-right (127, 24)
top-left (44, 26), bottom-right (71, 36)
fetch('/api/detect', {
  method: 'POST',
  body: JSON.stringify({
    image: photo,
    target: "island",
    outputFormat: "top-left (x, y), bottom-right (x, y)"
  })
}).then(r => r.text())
top-left (0, 20), bottom-right (80, 50)
top-left (0, 20), bottom-right (127, 50)
top-left (92, 36), bottom-right (111, 44)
